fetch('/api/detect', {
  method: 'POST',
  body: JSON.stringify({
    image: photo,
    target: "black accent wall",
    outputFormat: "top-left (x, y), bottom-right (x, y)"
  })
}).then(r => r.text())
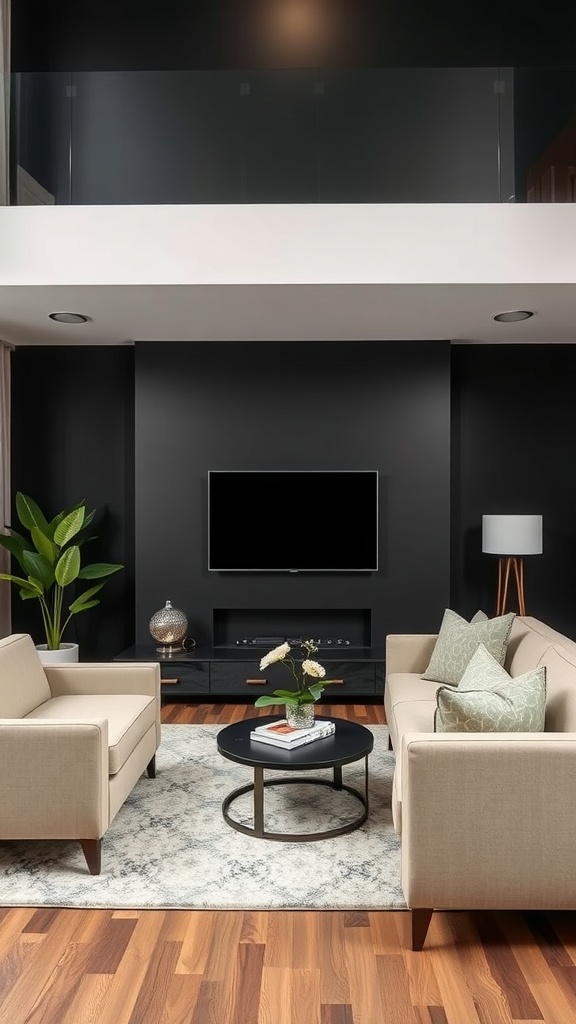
top-left (10, 346), bottom-right (135, 658)
top-left (134, 341), bottom-right (451, 647)
top-left (9, 342), bottom-right (576, 659)
top-left (451, 345), bottom-right (576, 638)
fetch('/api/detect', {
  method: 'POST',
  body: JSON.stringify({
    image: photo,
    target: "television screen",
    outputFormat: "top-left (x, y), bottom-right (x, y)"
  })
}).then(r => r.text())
top-left (208, 470), bottom-right (378, 571)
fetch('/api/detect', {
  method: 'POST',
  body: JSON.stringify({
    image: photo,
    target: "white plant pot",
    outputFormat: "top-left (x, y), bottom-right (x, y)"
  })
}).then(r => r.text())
top-left (35, 643), bottom-right (80, 665)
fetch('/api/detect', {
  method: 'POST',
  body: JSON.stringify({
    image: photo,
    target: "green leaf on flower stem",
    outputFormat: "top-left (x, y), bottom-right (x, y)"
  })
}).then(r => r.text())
top-left (254, 695), bottom-right (286, 707)
top-left (272, 689), bottom-right (300, 699)
top-left (307, 683), bottom-right (325, 700)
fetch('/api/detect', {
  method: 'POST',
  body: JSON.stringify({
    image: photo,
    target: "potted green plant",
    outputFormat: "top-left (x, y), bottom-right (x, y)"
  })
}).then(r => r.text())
top-left (253, 639), bottom-right (336, 728)
top-left (0, 492), bottom-right (123, 661)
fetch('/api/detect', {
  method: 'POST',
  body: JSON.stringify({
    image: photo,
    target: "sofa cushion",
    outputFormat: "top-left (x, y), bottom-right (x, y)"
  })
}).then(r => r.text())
top-left (385, 672), bottom-right (448, 749)
top-left (390, 699), bottom-right (438, 835)
top-left (435, 643), bottom-right (546, 733)
top-left (0, 633), bottom-right (52, 718)
top-left (538, 645), bottom-right (576, 732)
top-left (422, 608), bottom-right (515, 686)
top-left (25, 694), bottom-right (156, 774)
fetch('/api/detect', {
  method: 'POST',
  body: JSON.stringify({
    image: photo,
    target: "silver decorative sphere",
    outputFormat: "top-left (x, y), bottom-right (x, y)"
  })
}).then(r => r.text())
top-left (149, 600), bottom-right (188, 654)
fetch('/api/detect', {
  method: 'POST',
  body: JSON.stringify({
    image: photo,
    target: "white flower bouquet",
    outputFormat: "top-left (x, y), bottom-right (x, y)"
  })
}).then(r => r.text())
top-left (254, 639), bottom-right (335, 709)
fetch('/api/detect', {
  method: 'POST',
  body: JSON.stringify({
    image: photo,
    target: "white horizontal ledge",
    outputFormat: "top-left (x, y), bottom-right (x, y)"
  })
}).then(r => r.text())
top-left (0, 203), bottom-right (575, 288)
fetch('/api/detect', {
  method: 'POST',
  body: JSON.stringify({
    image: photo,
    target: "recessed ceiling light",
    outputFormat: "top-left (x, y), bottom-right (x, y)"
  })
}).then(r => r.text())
top-left (48, 312), bottom-right (90, 324)
top-left (493, 310), bottom-right (534, 323)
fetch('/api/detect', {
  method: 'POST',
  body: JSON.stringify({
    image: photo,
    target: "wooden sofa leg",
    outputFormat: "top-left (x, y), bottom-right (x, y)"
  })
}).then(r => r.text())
top-left (80, 839), bottom-right (102, 875)
top-left (408, 909), bottom-right (434, 950)
top-left (147, 755), bottom-right (156, 779)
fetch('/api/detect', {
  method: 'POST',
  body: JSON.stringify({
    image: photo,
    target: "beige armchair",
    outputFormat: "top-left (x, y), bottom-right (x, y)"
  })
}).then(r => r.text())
top-left (0, 633), bottom-right (161, 874)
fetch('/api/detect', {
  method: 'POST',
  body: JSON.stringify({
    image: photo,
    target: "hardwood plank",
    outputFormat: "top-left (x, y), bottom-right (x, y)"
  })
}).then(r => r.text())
top-left (160, 974), bottom-right (203, 1024)
top-left (264, 912), bottom-right (295, 968)
top-left (317, 913), bottom-right (352, 1005)
top-left (529, 982), bottom-right (576, 1024)
top-left (84, 917), bottom-right (138, 974)
top-left (292, 912), bottom-right (320, 970)
top-left (494, 911), bottom-right (554, 988)
top-left (320, 1005), bottom-right (354, 1024)
top-left (230, 941), bottom-right (265, 1024)
top-left (474, 912), bottom-right (544, 1020)
top-left (375, 953), bottom-right (419, 1024)
top-left (89, 911), bottom-right (168, 1024)
top-left (60, 974), bottom-right (115, 1024)
top-left (524, 912), bottom-right (575, 969)
top-left (290, 967), bottom-right (321, 1024)
top-left (448, 913), bottom-right (515, 1024)
top-left (126, 940), bottom-right (182, 1024)
top-left (175, 910), bottom-right (216, 974)
top-left (425, 914), bottom-right (483, 1024)
top-left (0, 910), bottom-right (94, 1024)
top-left (344, 911), bottom-right (370, 928)
top-left (344, 915), bottom-right (387, 1023)
top-left (258, 966), bottom-right (291, 1024)
top-left (240, 911), bottom-right (269, 945)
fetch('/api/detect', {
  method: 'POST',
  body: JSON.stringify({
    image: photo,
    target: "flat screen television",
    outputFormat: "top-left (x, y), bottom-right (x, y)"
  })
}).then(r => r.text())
top-left (208, 470), bottom-right (378, 572)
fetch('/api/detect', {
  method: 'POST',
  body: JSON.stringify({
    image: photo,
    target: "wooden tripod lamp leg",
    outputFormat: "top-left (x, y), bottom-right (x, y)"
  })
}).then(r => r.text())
top-left (496, 557), bottom-right (512, 616)
top-left (513, 557), bottom-right (526, 616)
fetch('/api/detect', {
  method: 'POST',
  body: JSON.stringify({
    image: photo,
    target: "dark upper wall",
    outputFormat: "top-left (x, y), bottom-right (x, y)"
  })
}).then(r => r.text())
top-left (12, 0), bottom-right (576, 71)
top-left (134, 341), bottom-right (451, 647)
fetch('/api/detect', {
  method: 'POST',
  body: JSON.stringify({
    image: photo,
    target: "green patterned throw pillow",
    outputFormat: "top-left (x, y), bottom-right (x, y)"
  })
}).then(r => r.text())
top-left (434, 642), bottom-right (546, 732)
top-left (422, 608), bottom-right (515, 686)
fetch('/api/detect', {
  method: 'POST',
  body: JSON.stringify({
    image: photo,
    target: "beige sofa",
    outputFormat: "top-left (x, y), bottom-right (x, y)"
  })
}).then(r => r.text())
top-left (0, 633), bottom-right (161, 874)
top-left (385, 615), bottom-right (576, 950)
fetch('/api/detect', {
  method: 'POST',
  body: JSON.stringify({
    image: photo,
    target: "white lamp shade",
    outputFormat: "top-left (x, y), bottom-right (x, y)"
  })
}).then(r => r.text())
top-left (482, 514), bottom-right (543, 555)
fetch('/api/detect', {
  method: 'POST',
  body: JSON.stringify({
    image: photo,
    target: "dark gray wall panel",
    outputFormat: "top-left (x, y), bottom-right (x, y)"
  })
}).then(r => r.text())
top-left (451, 344), bottom-right (576, 638)
top-left (135, 341), bottom-right (451, 646)
top-left (10, 346), bottom-right (135, 659)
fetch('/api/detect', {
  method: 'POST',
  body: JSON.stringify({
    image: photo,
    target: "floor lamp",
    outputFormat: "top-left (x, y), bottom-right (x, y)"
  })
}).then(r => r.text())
top-left (482, 514), bottom-right (543, 616)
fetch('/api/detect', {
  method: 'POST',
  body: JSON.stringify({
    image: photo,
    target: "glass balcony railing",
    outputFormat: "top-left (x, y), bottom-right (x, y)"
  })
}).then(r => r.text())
top-left (10, 66), bottom-right (576, 206)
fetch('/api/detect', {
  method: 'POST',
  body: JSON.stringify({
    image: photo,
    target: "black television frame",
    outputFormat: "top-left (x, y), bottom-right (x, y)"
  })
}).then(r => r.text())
top-left (207, 469), bottom-right (379, 573)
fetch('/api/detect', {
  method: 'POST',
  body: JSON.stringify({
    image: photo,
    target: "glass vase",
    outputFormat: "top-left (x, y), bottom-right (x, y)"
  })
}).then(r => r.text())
top-left (285, 703), bottom-right (315, 729)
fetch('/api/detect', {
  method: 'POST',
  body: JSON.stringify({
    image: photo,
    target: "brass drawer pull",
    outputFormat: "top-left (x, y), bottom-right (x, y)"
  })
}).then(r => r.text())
top-left (246, 678), bottom-right (267, 686)
top-left (330, 679), bottom-right (345, 685)
top-left (161, 677), bottom-right (179, 685)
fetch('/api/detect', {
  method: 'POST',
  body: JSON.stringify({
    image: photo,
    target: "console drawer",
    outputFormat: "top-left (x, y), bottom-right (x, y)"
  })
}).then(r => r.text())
top-left (160, 662), bottom-right (210, 695)
top-left (321, 661), bottom-right (376, 695)
top-left (210, 661), bottom-right (292, 695)
top-left (210, 660), bottom-right (375, 695)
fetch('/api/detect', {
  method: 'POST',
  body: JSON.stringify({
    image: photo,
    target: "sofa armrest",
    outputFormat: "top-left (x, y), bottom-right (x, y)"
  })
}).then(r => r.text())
top-left (385, 634), bottom-right (438, 675)
top-left (400, 732), bottom-right (576, 911)
top-left (44, 662), bottom-right (161, 701)
top-left (0, 719), bottom-right (109, 839)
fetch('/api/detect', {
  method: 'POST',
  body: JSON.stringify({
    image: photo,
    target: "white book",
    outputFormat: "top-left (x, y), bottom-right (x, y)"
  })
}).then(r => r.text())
top-left (252, 718), bottom-right (334, 743)
top-left (250, 721), bottom-right (336, 749)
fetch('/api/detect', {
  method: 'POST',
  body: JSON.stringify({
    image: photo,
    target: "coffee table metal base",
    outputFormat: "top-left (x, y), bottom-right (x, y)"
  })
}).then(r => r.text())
top-left (222, 759), bottom-right (369, 842)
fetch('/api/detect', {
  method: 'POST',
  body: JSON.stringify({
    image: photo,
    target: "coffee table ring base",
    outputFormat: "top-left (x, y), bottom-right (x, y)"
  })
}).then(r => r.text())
top-left (222, 775), bottom-right (368, 842)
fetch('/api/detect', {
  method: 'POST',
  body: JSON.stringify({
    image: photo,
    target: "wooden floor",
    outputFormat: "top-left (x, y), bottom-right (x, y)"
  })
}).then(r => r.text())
top-left (2, 703), bottom-right (576, 1024)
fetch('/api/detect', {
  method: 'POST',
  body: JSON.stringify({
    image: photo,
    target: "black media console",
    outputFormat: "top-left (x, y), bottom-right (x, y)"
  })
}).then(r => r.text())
top-left (114, 644), bottom-right (385, 701)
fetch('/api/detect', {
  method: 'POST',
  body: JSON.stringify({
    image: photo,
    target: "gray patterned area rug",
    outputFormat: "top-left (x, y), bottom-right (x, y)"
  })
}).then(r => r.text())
top-left (0, 724), bottom-right (405, 910)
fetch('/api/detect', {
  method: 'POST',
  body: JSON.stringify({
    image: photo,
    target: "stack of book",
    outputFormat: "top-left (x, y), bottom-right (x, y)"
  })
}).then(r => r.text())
top-left (250, 718), bottom-right (336, 749)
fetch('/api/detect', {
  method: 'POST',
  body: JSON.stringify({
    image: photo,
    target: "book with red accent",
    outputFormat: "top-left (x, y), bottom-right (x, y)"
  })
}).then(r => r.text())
top-left (250, 719), bottom-right (336, 749)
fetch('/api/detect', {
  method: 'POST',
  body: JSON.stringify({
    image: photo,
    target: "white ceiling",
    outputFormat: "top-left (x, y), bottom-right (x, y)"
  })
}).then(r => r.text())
top-left (0, 281), bottom-right (574, 347)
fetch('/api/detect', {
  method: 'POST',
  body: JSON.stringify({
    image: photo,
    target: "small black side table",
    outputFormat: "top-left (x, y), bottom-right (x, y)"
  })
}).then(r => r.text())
top-left (217, 715), bottom-right (374, 842)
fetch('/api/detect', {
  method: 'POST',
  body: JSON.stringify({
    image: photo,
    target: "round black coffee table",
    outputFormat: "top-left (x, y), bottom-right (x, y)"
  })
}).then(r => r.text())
top-left (216, 715), bottom-right (374, 842)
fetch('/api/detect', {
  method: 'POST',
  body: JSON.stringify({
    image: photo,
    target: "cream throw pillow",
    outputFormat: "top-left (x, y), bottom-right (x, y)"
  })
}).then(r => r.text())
top-left (422, 607), bottom-right (515, 686)
top-left (434, 642), bottom-right (546, 732)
